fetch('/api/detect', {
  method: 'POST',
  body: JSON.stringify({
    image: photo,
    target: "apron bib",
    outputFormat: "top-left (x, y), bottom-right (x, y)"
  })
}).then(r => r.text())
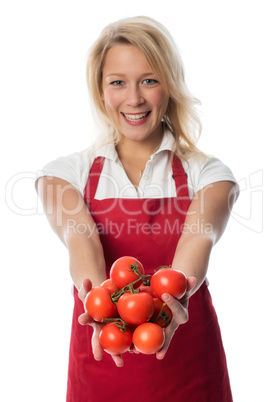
top-left (66, 155), bottom-right (233, 402)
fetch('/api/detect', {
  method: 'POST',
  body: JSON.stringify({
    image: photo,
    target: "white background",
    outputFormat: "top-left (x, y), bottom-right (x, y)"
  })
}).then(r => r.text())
top-left (1, 1), bottom-right (267, 401)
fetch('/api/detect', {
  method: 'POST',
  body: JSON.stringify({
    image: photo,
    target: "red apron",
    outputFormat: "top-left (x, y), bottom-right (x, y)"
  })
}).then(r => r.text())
top-left (66, 155), bottom-right (233, 402)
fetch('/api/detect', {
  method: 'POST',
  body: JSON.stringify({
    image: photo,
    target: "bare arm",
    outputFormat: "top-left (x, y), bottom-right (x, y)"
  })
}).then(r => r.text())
top-left (172, 180), bottom-right (239, 293)
top-left (36, 176), bottom-right (107, 289)
top-left (156, 180), bottom-right (239, 359)
top-left (37, 176), bottom-right (124, 366)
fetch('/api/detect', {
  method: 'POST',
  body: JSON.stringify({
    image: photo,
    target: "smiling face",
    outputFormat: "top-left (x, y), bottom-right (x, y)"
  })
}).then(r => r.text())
top-left (101, 44), bottom-right (169, 144)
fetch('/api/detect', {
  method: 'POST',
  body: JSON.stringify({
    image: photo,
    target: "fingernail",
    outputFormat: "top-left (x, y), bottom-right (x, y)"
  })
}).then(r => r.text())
top-left (162, 293), bottom-right (169, 302)
top-left (94, 356), bottom-right (102, 361)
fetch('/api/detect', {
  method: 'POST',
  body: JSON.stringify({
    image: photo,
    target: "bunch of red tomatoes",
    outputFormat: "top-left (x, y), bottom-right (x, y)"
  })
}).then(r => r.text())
top-left (84, 256), bottom-right (187, 356)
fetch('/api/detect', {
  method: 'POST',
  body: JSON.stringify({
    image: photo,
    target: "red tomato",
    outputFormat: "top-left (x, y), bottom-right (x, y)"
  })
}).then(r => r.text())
top-left (101, 278), bottom-right (118, 294)
top-left (117, 292), bottom-right (154, 325)
top-left (110, 256), bottom-right (144, 289)
top-left (150, 268), bottom-right (187, 300)
top-left (138, 284), bottom-right (155, 297)
top-left (84, 286), bottom-right (117, 322)
top-left (133, 323), bottom-right (165, 354)
top-left (151, 298), bottom-right (172, 328)
top-left (99, 322), bottom-right (132, 355)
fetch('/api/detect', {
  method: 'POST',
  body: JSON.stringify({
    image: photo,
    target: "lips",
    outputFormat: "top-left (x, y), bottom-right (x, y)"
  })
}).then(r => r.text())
top-left (122, 112), bottom-right (151, 122)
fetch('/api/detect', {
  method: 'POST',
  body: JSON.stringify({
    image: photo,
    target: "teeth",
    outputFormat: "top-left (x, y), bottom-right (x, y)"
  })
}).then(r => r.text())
top-left (123, 112), bottom-right (149, 121)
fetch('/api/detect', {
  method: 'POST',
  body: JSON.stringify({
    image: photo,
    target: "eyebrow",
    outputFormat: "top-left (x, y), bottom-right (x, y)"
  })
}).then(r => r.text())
top-left (105, 72), bottom-right (155, 79)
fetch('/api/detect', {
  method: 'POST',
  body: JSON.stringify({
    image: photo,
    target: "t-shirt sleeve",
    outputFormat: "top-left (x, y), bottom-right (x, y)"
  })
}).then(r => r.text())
top-left (183, 155), bottom-right (237, 199)
top-left (35, 148), bottom-right (92, 195)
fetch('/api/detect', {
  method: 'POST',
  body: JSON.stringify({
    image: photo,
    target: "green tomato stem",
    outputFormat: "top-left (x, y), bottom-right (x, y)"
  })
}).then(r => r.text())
top-left (101, 318), bottom-right (127, 332)
top-left (152, 303), bottom-right (170, 327)
top-left (154, 265), bottom-right (171, 272)
top-left (111, 274), bottom-right (152, 302)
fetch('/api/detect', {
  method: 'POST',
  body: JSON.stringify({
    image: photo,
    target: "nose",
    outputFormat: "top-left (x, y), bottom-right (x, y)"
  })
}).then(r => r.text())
top-left (126, 84), bottom-right (145, 107)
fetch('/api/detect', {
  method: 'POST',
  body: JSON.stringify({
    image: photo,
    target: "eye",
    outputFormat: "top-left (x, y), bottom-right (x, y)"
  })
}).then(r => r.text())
top-left (143, 79), bottom-right (158, 85)
top-left (110, 80), bottom-right (124, 86)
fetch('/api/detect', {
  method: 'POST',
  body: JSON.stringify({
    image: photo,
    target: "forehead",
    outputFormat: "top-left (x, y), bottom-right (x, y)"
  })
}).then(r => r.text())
top-left (102, 44), bottom-right (152, 75)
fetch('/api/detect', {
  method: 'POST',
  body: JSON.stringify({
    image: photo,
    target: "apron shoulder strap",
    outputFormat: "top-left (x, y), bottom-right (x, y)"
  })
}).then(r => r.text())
top-left (84, 156), bottom-right (105, 202)
top-left (171, 153), bottom-right (190, 199)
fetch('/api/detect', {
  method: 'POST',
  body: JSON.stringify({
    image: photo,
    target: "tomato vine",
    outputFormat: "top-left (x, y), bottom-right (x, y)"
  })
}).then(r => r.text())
top-left (111, 273), bottom-right (152, 302)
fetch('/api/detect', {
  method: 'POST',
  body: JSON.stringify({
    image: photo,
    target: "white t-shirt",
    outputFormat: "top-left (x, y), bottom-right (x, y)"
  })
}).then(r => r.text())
top-left (36, 130), bottom-right (236, 200)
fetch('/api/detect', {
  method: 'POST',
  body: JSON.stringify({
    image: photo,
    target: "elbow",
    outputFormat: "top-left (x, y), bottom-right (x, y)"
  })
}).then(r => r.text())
top-left (63, 220), bottom-right (100, 249)
top-left (229, 182), bottom-right (240, 206)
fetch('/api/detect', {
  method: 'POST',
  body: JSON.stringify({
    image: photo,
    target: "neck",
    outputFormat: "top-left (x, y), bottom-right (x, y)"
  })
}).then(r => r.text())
top-left (116, 130), bottom-right (163, 161)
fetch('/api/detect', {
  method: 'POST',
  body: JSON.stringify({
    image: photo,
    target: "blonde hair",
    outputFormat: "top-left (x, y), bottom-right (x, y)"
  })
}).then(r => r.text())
top-left (87, 16), bottom-right (203, 160)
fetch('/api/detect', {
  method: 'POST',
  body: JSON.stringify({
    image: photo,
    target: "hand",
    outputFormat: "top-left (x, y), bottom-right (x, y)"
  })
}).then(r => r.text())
top-left (77, 279), bottom-right (124, 368)
top-left (155, 277), bottom-right (196, 360)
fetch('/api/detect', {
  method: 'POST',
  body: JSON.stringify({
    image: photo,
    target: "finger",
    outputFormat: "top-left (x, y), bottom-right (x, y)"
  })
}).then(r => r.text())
top-left (78, 312), bottom-right (94, 326)
top-left (156, 294), bottom-right (190, 360)
top-left (91, 325), bottom-right (103, 361)
top-left (155, 316), bottom-right (178, 360)
top-left (111, 354), bottom-right (124, 367)
top-left (177, 277), bottom-right (197, 306)
top-left (156, 281), bottom-right (196, 361)
top-left (186, 276), bottom-right (197, 295)
top-left (155, 334), bottom-right (172, 360)
top-left (161, 293), bottom-right (189, 325)
top-left (129, 345), bottom-right (140, 354)
top-left (78, 279), bottom-right (92, 302)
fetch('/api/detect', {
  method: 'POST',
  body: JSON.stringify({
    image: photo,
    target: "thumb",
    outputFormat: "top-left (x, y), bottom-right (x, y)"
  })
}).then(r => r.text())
top-left (186, 277), bottom-right (197, 296)
top-left (78, 279), bottom-right (92, 302)
top-left (161, 293), bottom-right (189, 325)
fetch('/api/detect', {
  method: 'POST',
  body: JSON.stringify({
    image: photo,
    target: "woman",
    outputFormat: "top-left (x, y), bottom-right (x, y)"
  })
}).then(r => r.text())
top-left (36, 16), bottom-right (239, 401)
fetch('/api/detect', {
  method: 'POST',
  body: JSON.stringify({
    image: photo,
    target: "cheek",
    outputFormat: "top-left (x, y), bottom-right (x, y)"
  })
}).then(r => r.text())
top-left (152, 89), bottom-right (169, 111)
top-left (103, 90), bottom-right (122, 112)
